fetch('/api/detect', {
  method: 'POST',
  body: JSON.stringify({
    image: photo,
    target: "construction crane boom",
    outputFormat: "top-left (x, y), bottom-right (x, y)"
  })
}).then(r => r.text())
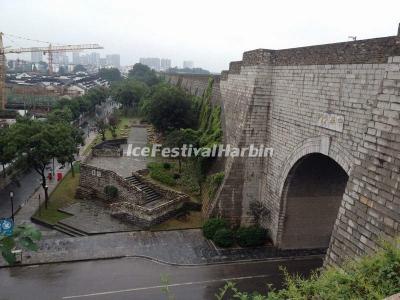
top-left (0, 32), bottom-right (103, 110)
top-left (3, 44), bottom-right (103, 54)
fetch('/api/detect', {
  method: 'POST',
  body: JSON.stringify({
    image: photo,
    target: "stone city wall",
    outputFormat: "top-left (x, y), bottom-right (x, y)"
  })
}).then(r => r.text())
top-left (166, 33), bottom-right (400, 266)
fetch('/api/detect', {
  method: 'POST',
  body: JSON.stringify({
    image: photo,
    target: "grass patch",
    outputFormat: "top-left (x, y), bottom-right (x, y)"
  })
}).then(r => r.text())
top-left (147, 162), bottom-right (177, 186)
top-left (151, 211), bottom-right (203, 231)
top-left (83, 115), bottom-right (140, 156)
top-left (147, 160), bottom-right (202, 200)
top-left (33, 164), bottom-right (80, 225)
top-left (82, 134), bottom-right (100, 156)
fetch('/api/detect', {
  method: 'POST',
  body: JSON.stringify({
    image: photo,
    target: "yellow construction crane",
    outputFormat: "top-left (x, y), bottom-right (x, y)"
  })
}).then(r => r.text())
top-left (0, 32), bottom-right (103, 110)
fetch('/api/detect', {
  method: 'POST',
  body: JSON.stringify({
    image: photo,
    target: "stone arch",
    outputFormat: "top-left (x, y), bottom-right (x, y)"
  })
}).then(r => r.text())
top-left (275, 136), bottom-right (353, 249)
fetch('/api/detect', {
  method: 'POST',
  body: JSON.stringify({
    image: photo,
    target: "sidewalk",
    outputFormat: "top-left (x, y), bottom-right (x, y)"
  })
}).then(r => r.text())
top-left (15, 131), bottom-right (98, 228)
top-left (0, 229), bottom-right (324, 267)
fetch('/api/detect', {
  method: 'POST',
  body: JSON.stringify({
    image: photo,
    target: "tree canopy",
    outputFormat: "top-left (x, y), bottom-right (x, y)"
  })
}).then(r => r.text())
top-left (165, 128), bottom-right (200, 172)
top-left (0, 127), bottom-right (14, 178)
top-left (73, 64), bottom-right (87, 73)
top-left (6, 118), bottom-right (83, 206)
top-left (141, 84), bottom-right (197, 132)
top-left (99, 68), bottom-right (121, 82)
top-left (128, 63), bottom-right (159, 86)
top-left (54, 87), bottom-right (108, 119)
top-left (111, 79), bottom-right (148, 111)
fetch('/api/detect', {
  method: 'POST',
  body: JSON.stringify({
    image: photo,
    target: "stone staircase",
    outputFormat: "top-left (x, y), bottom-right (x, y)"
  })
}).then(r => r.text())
top-left (125, 175), bottom-right (161, 204)
top-left (53, 222), bottom-right (88, 237)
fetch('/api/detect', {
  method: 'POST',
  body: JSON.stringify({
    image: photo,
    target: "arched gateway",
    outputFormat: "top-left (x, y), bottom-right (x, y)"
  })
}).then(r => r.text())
top-left (279, 153), bottom-right (349, 249)
top-left (274, 137), bottom-right (353, 250)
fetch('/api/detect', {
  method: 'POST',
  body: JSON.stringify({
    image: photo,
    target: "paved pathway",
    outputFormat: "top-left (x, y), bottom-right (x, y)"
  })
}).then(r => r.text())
top-left (0, 229), bottom-right (324, 267)
top-left (13, 130), bottom-right (98, 231)
top-left (88, 126), bottom-right (149, 177)
top-left (59, 201), bottom-right (138, 234)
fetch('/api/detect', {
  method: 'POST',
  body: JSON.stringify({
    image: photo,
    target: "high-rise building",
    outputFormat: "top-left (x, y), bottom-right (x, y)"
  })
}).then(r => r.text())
top-left (89, 52), bottom-right (100, 66)
top-left (80, 54), bottom-right (89, 65)
top-left (59, 53), bottom-right (69, 66)
top-left (52, 52), bottom-right (61, 64)
top-left (72, 52), bottom-right (80, 65)
top-left (160, 58), bottom-right (171, 71)
top-left (99, 58), bottom-right (107, 67)
top-left (31, 48), bottom-right (43, 63)
top-left (183, 60), bottom-right (194, 69)
top-left (139, 57), bottom-right (160, 71)
top-left (106, 54), bottom-right (120, 68)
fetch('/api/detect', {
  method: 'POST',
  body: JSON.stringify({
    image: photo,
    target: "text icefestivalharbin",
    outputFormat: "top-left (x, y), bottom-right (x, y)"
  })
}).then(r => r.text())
top-left (126, 144), bottom-right (274, 158)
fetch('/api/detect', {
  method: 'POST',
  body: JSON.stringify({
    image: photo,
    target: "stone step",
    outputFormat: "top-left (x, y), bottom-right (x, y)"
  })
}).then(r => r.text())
top-left (53, 225), bottom-right (81, 237)
top-left (125, 175), bottom-right (162, 203)
top-left (53, 223), bottom-right (87, 237)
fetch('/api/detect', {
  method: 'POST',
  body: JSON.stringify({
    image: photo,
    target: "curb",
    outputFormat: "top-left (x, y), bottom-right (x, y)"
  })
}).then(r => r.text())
top-left (0, 253), bottom-right (324, 269)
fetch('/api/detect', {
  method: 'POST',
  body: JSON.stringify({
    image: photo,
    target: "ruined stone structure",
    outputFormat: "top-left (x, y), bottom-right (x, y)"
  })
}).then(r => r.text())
top-left (92, 138), bottom-right (126, 157)
top-left (165, 31), bottom-right (400, 266)
top-left (77, 164), bottom-right (189, 228)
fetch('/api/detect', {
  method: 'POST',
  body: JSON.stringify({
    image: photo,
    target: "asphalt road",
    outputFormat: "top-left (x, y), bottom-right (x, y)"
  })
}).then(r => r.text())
top-left (0, 256), bottom-right (322, 300)
top-left (0, 100), bottom-right (117, 219)
top-left (0, 165), bottom-right (62, 219)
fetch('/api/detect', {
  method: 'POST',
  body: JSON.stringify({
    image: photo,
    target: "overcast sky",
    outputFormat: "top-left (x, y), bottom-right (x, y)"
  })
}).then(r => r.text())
top-left (1, 0), bottom-right (399, 72)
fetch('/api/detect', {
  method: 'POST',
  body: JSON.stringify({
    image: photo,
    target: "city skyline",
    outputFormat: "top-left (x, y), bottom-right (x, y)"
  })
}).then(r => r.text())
top-left (1, 0), bottom-right (400, 72)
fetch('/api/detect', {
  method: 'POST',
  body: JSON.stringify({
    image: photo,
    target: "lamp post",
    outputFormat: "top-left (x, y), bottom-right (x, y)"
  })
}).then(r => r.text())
top-left (9, 191), bottom-right (14, 222)
top-left (44, 185), bottom-right (49, 209)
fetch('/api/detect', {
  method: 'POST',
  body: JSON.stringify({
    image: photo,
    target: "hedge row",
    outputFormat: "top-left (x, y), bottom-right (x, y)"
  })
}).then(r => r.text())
top-left (202, 218), bottom-right (268, 248)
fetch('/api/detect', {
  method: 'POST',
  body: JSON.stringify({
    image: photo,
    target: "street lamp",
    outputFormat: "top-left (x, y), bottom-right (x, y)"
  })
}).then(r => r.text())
top-left (9, 191), bottom-right (14, 222)
top-left (44, 185), bottom-right (49, 209)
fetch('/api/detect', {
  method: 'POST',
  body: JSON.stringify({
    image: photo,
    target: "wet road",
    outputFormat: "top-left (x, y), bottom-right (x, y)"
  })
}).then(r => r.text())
top-left (0, 256), bottom-right (322, 300)
top-left (0, 166), bottom-right (62, 219)
top-left (0, 100), bottom-right (117, 219)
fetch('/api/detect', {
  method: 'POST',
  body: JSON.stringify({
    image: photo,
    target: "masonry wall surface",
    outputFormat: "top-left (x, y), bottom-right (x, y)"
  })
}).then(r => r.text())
top-left (166, 35), bottom-right (400, 266)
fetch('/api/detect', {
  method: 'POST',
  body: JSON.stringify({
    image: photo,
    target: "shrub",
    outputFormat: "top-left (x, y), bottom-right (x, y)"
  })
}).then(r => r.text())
top-left (207, 172), bottom-right (224, 198)
top-left (163, 162), bottom-right (171, 170)
top-left (149, 168), bottom-right (176, 186)
top-left (213, 228), bottom-right (234, 248)
top-left (236, 226), bottom-right (268, 247)
top-left (202, 218), bottom-right (228, 239)
top-left (147, 162), bottom-right (176, 186)
top-left (181, 201), bottom-right (202, 212)
top-left (217, 239), bottom-right (400, 299)
top-left (104, 185), bottom-right (118, 199)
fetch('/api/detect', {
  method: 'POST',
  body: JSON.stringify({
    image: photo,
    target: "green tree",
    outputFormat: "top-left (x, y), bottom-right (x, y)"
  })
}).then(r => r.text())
top-left (128, 63), bottom-right (159, 86)
top-left (53, 123), bottom-right (84, 177)
top-left (8, 120), bottom-right (55, 207)
top-left (0, 224), bottom-right (42, 265)
top-left (99, 68), bottom-right (121, 82)
top-left (165, 128), bottom-right (200, 173)
top-left (0, 127), bottom-right (15, 178)
top-left (108, 113), bottom-right (119, 138)
top-left (54, 98), bottom-right (81, 119)
top-left (85, 87), bottom-right (108, 107)
top-left (95, 118), bottom-right (108, 141)
top-left (47, 108), bottom-right (73, 124)
top-left (111, 79), bottom-right (147, 113)
top-left (143, 84), bottom-right (197, 132)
